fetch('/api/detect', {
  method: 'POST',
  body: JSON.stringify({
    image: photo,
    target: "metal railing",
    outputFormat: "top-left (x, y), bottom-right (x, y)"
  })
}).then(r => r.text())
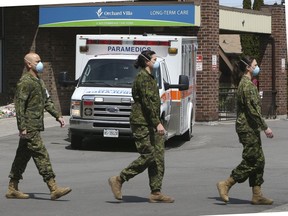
top-left (218, 88), bottom-right (277, 121)
top-left (219, 87), bottom-right (237, 121)
top-left (260, 90), bottom-right (277, 119)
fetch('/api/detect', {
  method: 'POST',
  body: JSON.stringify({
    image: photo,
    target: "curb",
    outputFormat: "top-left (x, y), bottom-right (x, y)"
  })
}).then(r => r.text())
top-left (0, 114), bottom-right (70, 138)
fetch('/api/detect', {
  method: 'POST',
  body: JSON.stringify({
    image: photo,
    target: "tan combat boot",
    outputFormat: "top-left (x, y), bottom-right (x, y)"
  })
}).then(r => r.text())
top-left (251, 186), bottom-right (273, 205)
top-left (108, 176), bottom-right (123, 200)
top-left (5, 179), bottom-right (29, 199)
top-left (47, 178), bottom-right (72, 200)
top-left (149, 192), bottom-right (175, 203)
top-left (216, 176), bottom-right (236, 202)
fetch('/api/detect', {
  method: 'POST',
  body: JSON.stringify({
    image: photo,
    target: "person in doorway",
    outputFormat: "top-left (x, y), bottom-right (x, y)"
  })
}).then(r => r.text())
top-left (6, 52), bottom-right (72, 200)
top-left (108, 50), bottom-right (174, 203)
top-left (216, 56), bottom-right (274, 205)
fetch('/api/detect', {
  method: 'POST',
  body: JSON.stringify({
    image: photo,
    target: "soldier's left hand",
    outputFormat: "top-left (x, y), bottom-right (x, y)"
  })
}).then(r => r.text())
top-left (57, 117), bottom-right (66, 128)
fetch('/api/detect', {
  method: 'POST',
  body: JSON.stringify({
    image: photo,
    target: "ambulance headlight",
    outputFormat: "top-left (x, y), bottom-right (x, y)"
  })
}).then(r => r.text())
top-left (71, 100), bottom-right (81, 117)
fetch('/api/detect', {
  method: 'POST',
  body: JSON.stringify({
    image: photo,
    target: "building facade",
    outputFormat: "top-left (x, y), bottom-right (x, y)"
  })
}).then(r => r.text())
top-left (0, 0), bottom-right (286, 121)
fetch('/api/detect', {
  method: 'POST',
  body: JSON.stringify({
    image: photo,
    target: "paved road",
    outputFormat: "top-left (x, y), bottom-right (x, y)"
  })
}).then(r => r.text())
top-left (0, 115), bottom-right (288, 216)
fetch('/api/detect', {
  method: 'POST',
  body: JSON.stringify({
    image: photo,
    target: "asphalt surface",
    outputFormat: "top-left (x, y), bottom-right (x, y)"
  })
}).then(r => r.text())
top-left (0, 114), bottom-right (288, 216)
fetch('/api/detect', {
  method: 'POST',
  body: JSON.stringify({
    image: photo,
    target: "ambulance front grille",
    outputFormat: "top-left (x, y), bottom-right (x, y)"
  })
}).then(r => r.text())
top-left (91, 102), bottom-right (132, 122)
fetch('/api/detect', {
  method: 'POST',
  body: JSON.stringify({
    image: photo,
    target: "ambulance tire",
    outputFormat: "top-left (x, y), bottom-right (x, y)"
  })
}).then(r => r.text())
top-left (181, 112), bottom-right (193, 141)
top-left (71, 134), bottom-right (83, 150)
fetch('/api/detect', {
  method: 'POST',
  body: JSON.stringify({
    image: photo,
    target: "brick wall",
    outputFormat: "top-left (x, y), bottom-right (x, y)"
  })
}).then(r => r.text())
top-left (196, 0), bottom-right (220, 121)
top-left (3, 7), bottom-right (39, 101)
top-left (2, 5), bottom-right (201, 115)
top-left (2, 2), bottom-right (286, 119)
top-left (271, 5), bottom-right (287, 115)
top-left (36, 28), bottom-right (77, 114)
top-left (3, 7), bottom-right (77, 114)
top-left (259, 5), bottom-right (287, 116)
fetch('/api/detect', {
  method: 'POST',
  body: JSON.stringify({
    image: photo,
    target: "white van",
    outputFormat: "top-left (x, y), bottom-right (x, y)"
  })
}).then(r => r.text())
top-left (60, 34), bottom-right (197, 149)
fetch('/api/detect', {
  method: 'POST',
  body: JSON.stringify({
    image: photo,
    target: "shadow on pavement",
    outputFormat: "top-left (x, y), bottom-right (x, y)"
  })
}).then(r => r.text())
top-left (26, 193), bottom-right (70, 201)
top-left (64, 135), bottom-right (188, 152)
top-left (209, 196), bottom-right (251, 205)
top-left (106, 195), bottom-right (149, 203)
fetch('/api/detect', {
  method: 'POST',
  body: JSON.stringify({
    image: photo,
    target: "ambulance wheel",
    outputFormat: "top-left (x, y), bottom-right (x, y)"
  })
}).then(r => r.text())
top-left (70, 134), bottom-right (83, 150)
top-left (181, 113), bottom-right (193, 141)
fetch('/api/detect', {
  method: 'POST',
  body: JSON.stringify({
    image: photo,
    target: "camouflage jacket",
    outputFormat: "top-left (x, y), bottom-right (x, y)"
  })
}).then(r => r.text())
top-left (130, 68), bottom-right (161, 128)
top-left (236, 76), bottom-right (267, 133)
top-left (15, 72), bottom-right (61, 132)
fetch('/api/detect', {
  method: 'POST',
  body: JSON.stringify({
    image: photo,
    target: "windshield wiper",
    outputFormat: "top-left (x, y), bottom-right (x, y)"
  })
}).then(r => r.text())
top-left (117, 81), bottom-right (133, 86)
top-left (79, 81), bottom-right (113, 87)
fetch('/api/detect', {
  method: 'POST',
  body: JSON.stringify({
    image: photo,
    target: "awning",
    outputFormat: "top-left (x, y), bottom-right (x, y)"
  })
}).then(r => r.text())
top-left (0, 0), bottom-right (133, 7)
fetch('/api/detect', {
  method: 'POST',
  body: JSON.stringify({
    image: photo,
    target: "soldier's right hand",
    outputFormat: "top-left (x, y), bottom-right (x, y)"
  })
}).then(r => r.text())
top-left (156, 123), bottom-right (166, 136)
top-left (19, 129), bottom-right (27, 139)
top-left (264, 127), bottom-right (273, 138)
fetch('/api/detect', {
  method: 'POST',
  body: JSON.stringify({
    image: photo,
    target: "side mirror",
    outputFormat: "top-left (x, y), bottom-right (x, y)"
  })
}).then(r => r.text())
top-left (58, 71), bottom-right (78, 87)
top-left (178, 75), bottom-right (189, 91)
top-left (164, 82), bottom-right (170, 91)
top-left (167, 75), bottom-right (189, 91)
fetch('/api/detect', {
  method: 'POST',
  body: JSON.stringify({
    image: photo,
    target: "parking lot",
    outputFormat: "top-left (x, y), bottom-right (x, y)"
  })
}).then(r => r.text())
top-left (0, 115), bottom-right (288, 216)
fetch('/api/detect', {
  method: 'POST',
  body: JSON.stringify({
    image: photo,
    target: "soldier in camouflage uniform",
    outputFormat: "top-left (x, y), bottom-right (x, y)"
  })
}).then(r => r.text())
top-left (6, 52), bottom-right (72, 200)
top-left (108, 50), bottom-right (174, 203)
top-left (217, 56), bottom-right (274, 205)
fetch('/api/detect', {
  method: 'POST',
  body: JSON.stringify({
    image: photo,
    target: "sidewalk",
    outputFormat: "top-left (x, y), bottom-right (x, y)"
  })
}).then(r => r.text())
top-left (1, 114), bottom-right (286, 137)
top-left (0, 113), bottom-right (70, 137)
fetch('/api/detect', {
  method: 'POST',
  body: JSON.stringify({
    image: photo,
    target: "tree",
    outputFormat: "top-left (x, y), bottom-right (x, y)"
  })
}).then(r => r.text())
top-left (240, 0), bottom-right (264, 60)
top-left (253, 0), bottom-right (264, 10)
top-left (243, 0), bottom-right (252, 9)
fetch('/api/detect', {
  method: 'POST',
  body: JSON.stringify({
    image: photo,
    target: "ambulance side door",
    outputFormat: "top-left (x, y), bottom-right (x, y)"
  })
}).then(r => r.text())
top-left (160, 62), bottom-right (172, 130)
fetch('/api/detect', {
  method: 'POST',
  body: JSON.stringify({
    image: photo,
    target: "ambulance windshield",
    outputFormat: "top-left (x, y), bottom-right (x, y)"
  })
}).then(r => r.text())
top-left (79, 59), bottom-right (162, 88)
top-left (79, 59), bottom-right (138, 87)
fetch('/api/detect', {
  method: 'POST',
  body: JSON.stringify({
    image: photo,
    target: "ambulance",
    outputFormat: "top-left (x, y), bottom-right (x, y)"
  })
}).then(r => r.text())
top-left (62, 34), bottom-right (197, 149)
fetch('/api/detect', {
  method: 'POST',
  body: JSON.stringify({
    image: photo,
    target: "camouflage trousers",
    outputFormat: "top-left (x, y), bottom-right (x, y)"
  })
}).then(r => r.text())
top-left (231, 131), bottom-right (265, 187)
top-left (8, 131), bottom-right (56, 183)
top-left (120, 124), bottom-right (165, 192)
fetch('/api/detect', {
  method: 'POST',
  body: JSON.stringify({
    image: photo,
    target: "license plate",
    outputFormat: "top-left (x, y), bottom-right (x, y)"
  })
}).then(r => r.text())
top-left (103, 129), bottom-right (119, 138)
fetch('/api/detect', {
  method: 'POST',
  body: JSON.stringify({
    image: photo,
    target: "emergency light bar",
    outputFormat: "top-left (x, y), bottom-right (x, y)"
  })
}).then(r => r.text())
top-left (86, 40), bottom-right (122, 45)
top-left (133, 41), bottom-right (170, 46)
top-left (86, 39), bottom-right (171, 46)
top-left (80, 39), bottom-right (177, 54)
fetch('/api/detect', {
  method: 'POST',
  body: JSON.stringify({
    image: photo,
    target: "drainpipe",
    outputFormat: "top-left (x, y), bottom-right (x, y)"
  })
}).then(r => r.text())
top-left (269, 36), bottom-right (277, 118)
